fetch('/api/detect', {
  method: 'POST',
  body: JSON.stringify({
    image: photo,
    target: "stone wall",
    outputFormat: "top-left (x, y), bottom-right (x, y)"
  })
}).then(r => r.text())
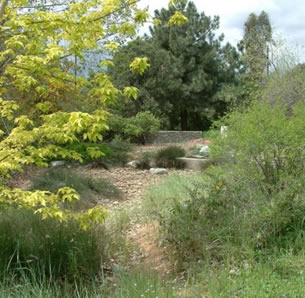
top-left (145, 131), bottom-right (202, 145)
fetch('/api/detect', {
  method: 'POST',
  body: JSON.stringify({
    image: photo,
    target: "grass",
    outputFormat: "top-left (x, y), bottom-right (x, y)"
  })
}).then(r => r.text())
top-left (143, 171), bottom-right (305, 297)
top-left (3, 168), bottom-right (305, 296)
top-left (113, 269), bottom-right (175, 298)
top-left (183, 253), bottom-right (305, 297)
top-left (0, 209), bottom-right (108, 282)
top-left (155, 145), bottom-right (186, 169)
top-left (31, 167), bottom-right (121, 210)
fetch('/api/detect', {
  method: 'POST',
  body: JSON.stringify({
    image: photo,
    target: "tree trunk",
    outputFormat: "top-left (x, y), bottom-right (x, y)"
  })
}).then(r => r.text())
top-left (180, 108), bottom-right (188, 130)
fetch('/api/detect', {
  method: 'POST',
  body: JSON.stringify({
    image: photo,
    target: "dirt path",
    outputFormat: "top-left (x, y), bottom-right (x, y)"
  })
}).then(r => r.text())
top-left (82, 167), bottom-right (191, 276)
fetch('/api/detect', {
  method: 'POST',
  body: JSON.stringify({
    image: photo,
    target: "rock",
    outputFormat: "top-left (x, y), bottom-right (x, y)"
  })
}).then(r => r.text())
top-left (199, 145), bottom-right (209, 156)
top-left (149, 168), bottom-right (168, 175)
top-left (126, 160), bottom-right (141, 169)
top-left (51, 160), bottom-right (65, 167)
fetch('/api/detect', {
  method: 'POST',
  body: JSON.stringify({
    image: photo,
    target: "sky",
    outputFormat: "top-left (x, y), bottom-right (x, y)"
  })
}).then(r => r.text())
top-left (137, 0), bottom-right (305, 61)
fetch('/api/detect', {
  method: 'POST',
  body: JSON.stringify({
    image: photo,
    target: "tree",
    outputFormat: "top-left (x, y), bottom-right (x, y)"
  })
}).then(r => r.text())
top-left (0, 0), bottom-right (186, 227)
top-left (109, 1), bottom-right (241, 130)
top-left (241, 11), bottom-right (272, 86)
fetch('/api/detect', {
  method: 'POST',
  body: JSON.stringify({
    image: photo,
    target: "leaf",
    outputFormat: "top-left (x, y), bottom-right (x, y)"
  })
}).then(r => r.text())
top-left (168, 11), bottom-right (188, 26)
top-left (123, 86), bottom-right (138, 100)
top-left (129, 57), bottom-right (150, 75)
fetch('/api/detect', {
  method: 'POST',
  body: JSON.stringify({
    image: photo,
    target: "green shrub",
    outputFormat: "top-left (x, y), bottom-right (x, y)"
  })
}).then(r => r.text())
top-left (105, 136), bottom-right (133, 166)
top-left (63, 142), bottom-right (113, 164)
top-left (53, 138), bottom-right (132, 167)
top-left (202, 128), bottom-right (219, 139)
top-left (146, 102), bottom-right (305, 267)
top-left (155, 146), bottom-right (185, 169)
top-left (31, 168), bottom-right (121, 210)
top-left (262, 63), bottom-right (305, 113)
top-left (0, 209), bottom-right (106, 282)
top-left (108, 111), bottom-right (161, 143)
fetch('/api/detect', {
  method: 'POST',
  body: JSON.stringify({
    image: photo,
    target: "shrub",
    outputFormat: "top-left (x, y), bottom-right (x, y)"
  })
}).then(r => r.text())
top-left (262, 63), bottom-right (305, 113)
top-left (105, 136), bottom-right (133, 166)
top-left (63, 142), bottom-right (113, 164)
top-left (107, 111), bottom-right (161, 143)
top-left (146, 102), bottom-right (305, 267)
top-left (155, 146), bottom-right (185, 169)
top-left (53, 138), bottom-right (133, 167)
top-left (31, 168), bottom-right (121, 210)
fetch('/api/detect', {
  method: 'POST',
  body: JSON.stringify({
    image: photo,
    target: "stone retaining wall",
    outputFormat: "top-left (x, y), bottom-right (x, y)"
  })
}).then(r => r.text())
top-left (145, 131), bottom-right (202, 144)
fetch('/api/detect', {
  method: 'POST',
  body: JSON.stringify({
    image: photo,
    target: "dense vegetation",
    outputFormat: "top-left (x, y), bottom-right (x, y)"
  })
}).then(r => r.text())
top-left (1, 0), bottom-right (305, 296)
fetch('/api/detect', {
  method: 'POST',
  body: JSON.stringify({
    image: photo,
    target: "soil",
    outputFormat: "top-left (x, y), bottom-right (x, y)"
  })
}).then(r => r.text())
top-left (80, 166), bottom-right (192, 276)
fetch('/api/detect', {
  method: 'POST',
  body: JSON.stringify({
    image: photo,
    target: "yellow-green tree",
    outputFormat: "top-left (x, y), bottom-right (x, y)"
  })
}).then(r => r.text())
top-left (0, 0), bottom-right (187, 228)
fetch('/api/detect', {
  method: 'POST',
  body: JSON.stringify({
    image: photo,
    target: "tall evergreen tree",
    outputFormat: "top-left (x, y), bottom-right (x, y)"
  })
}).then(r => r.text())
top-left (242, 11), bottom-right (272, 83)
top-left (150, 1), bottom-right (224, 130)
top-left (109, 1), bottom-right (240, 130)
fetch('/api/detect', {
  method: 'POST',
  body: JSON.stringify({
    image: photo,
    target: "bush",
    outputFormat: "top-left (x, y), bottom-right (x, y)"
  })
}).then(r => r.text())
top-left (0, 210), bottom-right (106, 282)
top-left (31, 168), bottom-right (121, 210)
top-left (63, 142), bottom-right (113, 164)
top-left (209, 101), bottom-right (305, 250)
top-left (155, 146), bottom-right (185, 169)
top-left (262, 63), bottom-right (305, 113)
top-left (146, 102), bottom-right (305, 267)
top-left (54, 138), bottom-right (132, 167)
top-left (105, 136), bottom-right (133, 166)
top-left (107, 111), bottom-right (161, 143)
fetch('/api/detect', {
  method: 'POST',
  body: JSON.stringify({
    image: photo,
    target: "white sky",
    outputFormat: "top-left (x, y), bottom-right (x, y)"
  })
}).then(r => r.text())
top-left (137, 0), bottom-right (305, 61)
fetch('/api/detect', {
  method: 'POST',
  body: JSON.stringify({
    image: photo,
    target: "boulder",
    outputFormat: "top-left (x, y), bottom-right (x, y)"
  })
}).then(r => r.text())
top-left (126, 160), bottom-right (141, 169)
top-left (51, 160), bottom-right (65, 167)
top-left (149, 168), bottom-right (168, 175)
top-left (199, 145), bottom-right (209, 156)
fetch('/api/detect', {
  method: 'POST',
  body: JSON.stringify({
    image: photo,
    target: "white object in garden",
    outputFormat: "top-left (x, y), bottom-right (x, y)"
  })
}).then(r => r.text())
top-left (221, 126), bottom-right (228, 137)
top-left (199, 145), bottom-right (209, 155)
top-left (150, 168), bottom-right (168, 175)
top-left (126, 160), bottom-right (141, 169)
top-left (51, 160), bottom-right (65, 167)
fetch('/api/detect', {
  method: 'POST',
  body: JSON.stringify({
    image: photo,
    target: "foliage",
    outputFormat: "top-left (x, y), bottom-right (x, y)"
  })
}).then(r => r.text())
top-left (146, 102), bottom-right (305, 268)
top-left (56, 139), bottom-right (132, 166)
top-left (262, 63), bottom-right (305, 112)
top-left (113, 269), bottom-right (175, 298)
top-left (184, 254), bottom-right (305, 297)
top-left (31, 168), bottom-right (121, 210)
top-left (242, 11), bottom-right (272, 77)
top-left (155, 145), bottom-right (185, 169)
top-left (104, 137), bottom-right (133, 166)
top-left (0, 0), bottom-right (188, 227)
top-left (236, 11), bottom-right (273, 103)
top-left (107, 111), bottom-right (161, 143)
top-left (61, 142), bottom-right (112, 164)
top-left (0, 209), bottom-right (106, 282)
top-left (109, 1), bottom-right (241, 130)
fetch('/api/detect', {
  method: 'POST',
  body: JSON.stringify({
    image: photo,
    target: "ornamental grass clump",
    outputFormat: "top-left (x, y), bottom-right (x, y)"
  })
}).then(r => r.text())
top-left (155, 145), bottom-right (186, 169)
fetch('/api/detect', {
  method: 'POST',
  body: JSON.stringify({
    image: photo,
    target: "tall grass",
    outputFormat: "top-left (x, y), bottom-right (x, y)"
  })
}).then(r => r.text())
top-left (0, 209), bottom-right (108, 282)
top-left (113, 269), bottom-right (175, 298)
